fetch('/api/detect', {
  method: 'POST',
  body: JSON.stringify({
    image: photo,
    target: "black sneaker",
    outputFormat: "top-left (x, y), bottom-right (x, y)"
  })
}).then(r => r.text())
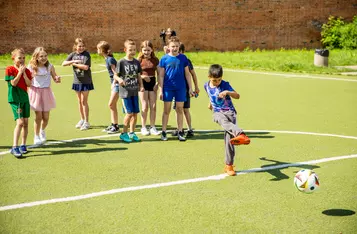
top-left (171, 129), bottom-right (178, 136)
top-left (107, 125), bottom-right (119, 134)
top-left (103, 124), bottom-right (113, 132)
top-left (178, 131), bottom-right (186, 141)
top-left (186, 129), bottom-right (194, 138)
top-left (161, 131), bottom-right (168, 141)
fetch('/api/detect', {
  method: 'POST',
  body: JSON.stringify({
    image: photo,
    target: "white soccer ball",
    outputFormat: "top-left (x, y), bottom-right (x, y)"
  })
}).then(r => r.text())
top-left (294, 169), bottom-right (320, 193)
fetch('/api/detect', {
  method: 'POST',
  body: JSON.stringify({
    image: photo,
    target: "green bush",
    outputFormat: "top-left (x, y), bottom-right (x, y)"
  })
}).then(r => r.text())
top-left (321, 16), bottom-right (357, 49)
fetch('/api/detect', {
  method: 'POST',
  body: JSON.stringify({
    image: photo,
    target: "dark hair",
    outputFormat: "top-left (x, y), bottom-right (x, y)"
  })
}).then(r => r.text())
top-left (167, 36), bottom-right (180, 45)
top-left (97, 41), bottom-right (113, 56)
top-left (208, 64), bottom-right (223, 78)
top-left (179, 43), bottom-right (185, 53)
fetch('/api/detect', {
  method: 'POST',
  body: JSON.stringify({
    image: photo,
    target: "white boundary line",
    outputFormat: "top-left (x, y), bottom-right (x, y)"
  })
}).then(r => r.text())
top-left (1, 153), bottom-right (357, 211)
top-left (196, 66), bottom-right (357, 82)
top-left (1, 129), bottom-right (357, 156)
top-left (0, 130), bottom-right (357, 211)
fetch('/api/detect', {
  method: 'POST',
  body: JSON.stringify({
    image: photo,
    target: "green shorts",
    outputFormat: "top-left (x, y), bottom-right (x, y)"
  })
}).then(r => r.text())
top-left (9, 102), bottom-right (30, 120)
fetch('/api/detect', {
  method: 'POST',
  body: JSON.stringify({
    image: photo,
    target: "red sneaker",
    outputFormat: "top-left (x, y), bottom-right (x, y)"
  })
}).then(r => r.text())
top-left (224, 165), bottom-right (236, 176)
top-left (230, 133), bottom-right (250, 145)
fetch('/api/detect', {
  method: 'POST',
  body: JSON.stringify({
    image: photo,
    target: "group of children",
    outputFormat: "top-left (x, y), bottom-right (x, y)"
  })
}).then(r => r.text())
top-left (5, 36), bottom-right (250, 176)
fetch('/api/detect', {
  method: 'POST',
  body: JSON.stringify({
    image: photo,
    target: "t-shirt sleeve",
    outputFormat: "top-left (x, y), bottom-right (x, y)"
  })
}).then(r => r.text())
top-left (188, 59), bottom-right (194, 70)
top-left (203, 82), bottom-right (208, 93)
top-left (154, 57), bottom-right (159, 67)
top-left (85, 53), bottom-right (91, 67)
top-left (65, 52), bottom-right (74, 61)
top-left (25, 68), bottom-right (32, 80)
top-left (5, 67), bottom-right (14, 81)
top-left (224, 82), bottom-right (235, 92)
top-left (115, 60), bottom-right (122, 77)
top-left (182, 55), bottom-right (189, 68)
top-left (159, 57), bottom-right (165, 68)
top-left (109, 57), bottom-right (117, 67)
top-left (137, 60), bottom-right (142, 73)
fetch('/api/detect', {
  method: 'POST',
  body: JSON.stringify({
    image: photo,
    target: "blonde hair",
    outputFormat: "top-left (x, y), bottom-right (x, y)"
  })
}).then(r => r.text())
top-left (167, 36), bottom-right (180, 45)
top-left (29, 47), bottom-right (50, 75)
top-left (97, 41), bottom-right (113, 56)
top-left (124, 39), bottom-right (136, 48)
top-left (11, 48), bottom-right (25, 60)
top-left (73, 38), bottom-right (85, 52)
top-left (137, 40), bottom-right (157, 61)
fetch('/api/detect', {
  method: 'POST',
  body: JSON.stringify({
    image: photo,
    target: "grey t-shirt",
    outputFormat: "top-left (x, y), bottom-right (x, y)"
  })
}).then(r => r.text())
top-left (116, 58), bottom-right (142, 98)
top-left (65, 51), bottom-right (92, 84)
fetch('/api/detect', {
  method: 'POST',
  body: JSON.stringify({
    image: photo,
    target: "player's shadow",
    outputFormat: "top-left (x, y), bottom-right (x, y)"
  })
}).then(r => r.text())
top-left (186, 131), bottom-right (275, 141)
top-left (322, 209), bottom-right (356, 216)
top-left (259, 157), bottom-right (320, 181)
top-left (22, 138), bottom-right (127, 157)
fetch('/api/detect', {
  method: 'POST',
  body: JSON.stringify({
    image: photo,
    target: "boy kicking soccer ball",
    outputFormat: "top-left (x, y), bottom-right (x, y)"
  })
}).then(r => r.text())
top-left (204, 64), bottom-right (250, 176)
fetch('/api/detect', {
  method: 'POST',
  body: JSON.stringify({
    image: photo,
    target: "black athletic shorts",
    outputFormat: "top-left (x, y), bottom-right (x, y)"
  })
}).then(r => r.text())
top-left (143, 76), bottom-right (156, 91)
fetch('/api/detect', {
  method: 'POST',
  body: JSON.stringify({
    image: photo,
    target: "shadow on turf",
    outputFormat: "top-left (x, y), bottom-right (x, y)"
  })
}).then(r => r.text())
top-left (322, 209), bottom-right (355, 216)
top-left (23, 146), bottom-right (127, 158)
top-left (151, 131), bottom-right (274, 142)
top-left (258, 157), bottom-right (320, 181)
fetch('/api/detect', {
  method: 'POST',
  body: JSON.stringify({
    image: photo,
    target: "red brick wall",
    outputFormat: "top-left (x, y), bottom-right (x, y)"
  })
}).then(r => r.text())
top-left (0, 0), bottom-right (355, 54)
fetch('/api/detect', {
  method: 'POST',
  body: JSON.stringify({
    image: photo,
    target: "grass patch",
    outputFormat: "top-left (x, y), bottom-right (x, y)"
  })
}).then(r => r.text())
top-left (1, 49), bottom-right (356, 75)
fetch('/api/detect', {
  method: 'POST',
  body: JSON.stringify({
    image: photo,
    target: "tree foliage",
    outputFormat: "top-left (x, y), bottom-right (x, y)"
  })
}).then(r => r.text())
top-left (321, 16), bottom-right (357, 49)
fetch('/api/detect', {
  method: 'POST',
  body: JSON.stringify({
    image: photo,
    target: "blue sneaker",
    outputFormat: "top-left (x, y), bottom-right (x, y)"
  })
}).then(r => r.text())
top-left (120, 132), bottom-right (132, 143)
top-left (129, 132), bottom-right (140, 142)
top-left (19, 145), bottom-right (28, 154)
top-left (11, 147), bottom-right (22, 158)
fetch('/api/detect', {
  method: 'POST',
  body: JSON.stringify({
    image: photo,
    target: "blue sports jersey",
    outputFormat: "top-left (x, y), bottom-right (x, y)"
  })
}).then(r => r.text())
top-left (105, 56), bottom-right (117, 81)
top-left (204, 80), bottom-right (236, 113)
top-left (159, 53), bottom-right (188, 90)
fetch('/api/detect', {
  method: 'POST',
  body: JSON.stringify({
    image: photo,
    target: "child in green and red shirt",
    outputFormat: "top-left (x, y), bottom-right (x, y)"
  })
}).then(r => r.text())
top-left (5, 48), bottom-right (32, 158)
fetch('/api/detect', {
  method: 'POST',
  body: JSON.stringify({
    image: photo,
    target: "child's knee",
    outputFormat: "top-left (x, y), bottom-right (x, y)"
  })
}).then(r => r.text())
top-left (108, 103), bottom-right (117, 110)
top-left (175, 106), bottom-right (184, 113)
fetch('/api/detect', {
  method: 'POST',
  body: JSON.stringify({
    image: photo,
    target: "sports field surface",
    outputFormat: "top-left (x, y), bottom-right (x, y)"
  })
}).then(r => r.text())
top-left (0, 60), bottom-right (356, 233)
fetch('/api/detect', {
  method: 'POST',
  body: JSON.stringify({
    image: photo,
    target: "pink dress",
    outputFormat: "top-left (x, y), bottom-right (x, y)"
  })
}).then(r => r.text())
top-left (28, 64), bottom-right (56, 112)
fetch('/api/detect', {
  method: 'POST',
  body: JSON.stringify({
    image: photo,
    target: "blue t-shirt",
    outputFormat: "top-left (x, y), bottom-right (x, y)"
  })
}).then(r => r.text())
top-left (159, 53), bottom-right (188, 90)
top-left (105, 56), bottom-right (117, 82)
top-left (204, 80), bottom-right (236, 113)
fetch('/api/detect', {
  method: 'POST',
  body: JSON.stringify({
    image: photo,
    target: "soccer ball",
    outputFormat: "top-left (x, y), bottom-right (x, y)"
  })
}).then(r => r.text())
top-left (294, 169), bottom-right (320, 193)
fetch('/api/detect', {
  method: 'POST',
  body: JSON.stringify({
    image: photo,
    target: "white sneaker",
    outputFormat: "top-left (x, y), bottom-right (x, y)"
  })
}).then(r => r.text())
top-left (150, 126), bottom-right (161, 135)
top-left (141, 127), bottom-right (150, 136)
top-left (75, 119), bottom-right (84, 128)
top-left (80, 122), bottom-right (90, 130)
top-left (40, 129), bottom-right (46, 143)
top-left (34, 135), bottom-right (42, 145)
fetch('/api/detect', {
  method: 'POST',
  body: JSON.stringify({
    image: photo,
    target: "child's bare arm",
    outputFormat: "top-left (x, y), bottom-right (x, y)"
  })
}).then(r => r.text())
top-left (189, 69), bottom-right (199, 93)
top-left (114, 73), bottom-right (125, 86)
top-left (208, 102), bottom-right (212, 110)
top-left (50, 65), bottom-right (61, 83)
top-left (218, 90), bottom-right (240, 99)
top-left (158, 67), bottom-right (165, 100)
top-left (184, 67), bottom-right (194, 95)
top-left (72, 63), bottom-right (89, 70)
top-left (23, 69), bottom-right (31, 87)
top-left (138, 74), bottom-right (144, 91)
top-left (62, 60), bottom-right (81, 66)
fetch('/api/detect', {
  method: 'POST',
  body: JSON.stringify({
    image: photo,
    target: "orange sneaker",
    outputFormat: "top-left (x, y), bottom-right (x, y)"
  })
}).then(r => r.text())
top-left (230, 133), bottom-right (250, 145)
top-left (224, 165), bottom-right (236, 176)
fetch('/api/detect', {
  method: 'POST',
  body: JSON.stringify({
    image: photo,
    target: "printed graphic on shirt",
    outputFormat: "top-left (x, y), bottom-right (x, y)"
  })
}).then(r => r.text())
top-left (116, 58), bottom-right (142, 98)
top-left (204, 80), bottom-right (236, 113)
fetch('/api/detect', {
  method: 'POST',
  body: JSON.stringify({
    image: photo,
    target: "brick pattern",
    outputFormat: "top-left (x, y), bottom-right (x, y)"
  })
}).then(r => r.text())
top-left (0, 0), bottom-right (355, 53)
